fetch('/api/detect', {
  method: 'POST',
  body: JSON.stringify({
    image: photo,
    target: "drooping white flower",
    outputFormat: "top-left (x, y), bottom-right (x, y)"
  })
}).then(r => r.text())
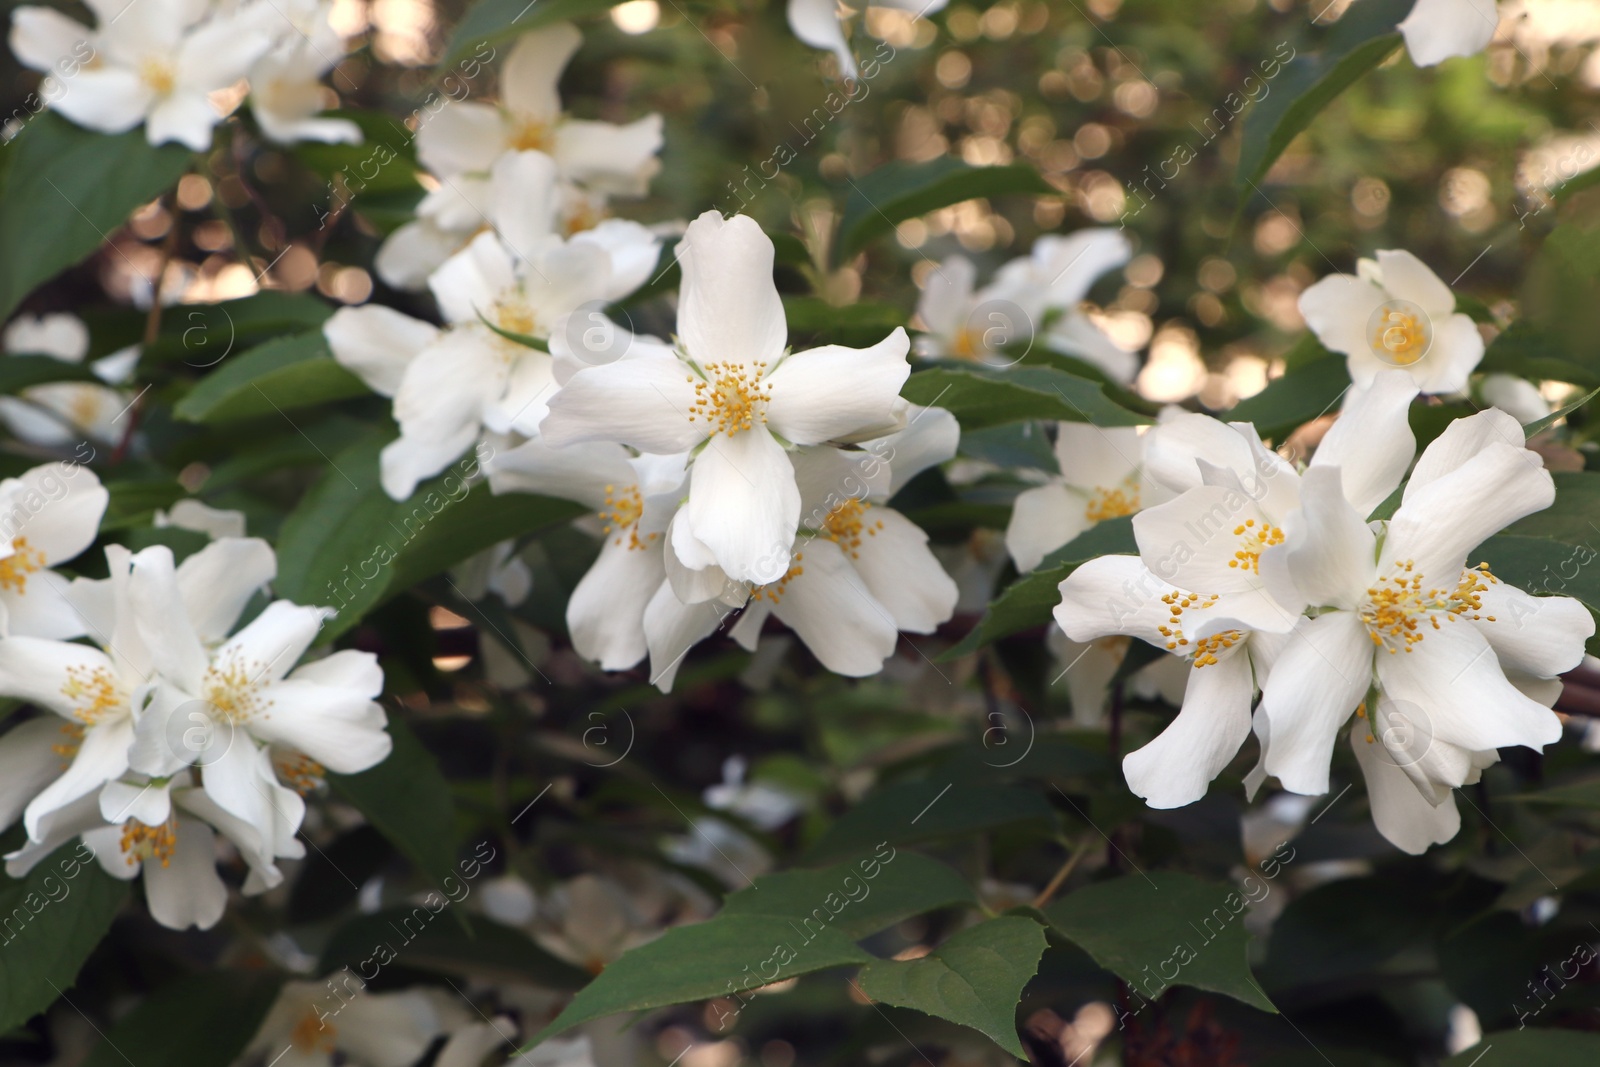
top-left (0, 461), bottom-right (110, 639)
top-left (1253, 408), bottom-right (1590, 851)
top-left (246, 981), bottom-right (446, 1067)
top-left (786, 0), bottom-right (948, 79)
top-left (122, 540), bottom-right (392, 854)
top-left (1298, 249), bottom-right (1483, 395)
top-left (1005, 423), bottom-right (1172, 574)
top-left (416, 23), bottom-right (663, 196)
top-left (1398, 0), bottom-right (1501, 67)
top-left (0, 313), bottom-right (138, 448)
top-left (542, 211), bottom-right (912, 585)
top-left (9, 0), bottom-right (274, 150)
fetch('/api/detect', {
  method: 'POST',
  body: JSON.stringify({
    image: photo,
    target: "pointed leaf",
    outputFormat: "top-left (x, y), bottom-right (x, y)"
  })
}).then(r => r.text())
top-left (901, 365), bottom-right (1149, 431)
top-left (80, 971), bottom-right (283, 1067)
top-left (836, 159), bottom-right (1054, 263)
top-left (173, 332), bottom-right (368, 424)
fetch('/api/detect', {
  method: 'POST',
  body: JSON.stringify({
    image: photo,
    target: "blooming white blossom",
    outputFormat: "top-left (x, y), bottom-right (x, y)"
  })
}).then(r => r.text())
top-left (247, 981), bottom-right (446, 1067)
top-left (247, 0), bottom-right (361, 145)
top-left (1398, 0), bottom-right (1501, 67)
top-left (0, 313), bottom-right (138, 448)
top-left (9, 0), bottom-right (275, 150)
top-left (786, 0), bottom-right (948, 79)
top-left (542, 211), bottom-right (912, 586)
top-left (0, 461), bottom-right (110, 639)
top-left (1298, 249), bottom-right (1483, 395)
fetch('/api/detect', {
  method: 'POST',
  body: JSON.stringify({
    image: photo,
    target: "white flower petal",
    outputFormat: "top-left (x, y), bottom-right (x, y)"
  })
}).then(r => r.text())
top-left (786, 0), bottom-right (856, 77)
top-left (1468, 584), bottom-right (1593, 679)
top-left (51, 69), bottom-right (152, 135)
top-left (128, 545), bottom-right (210, 689)
top-left (916, 256), bottom-right (976, 341)
top-left (1310, 368), bottom-right (1418, 515)
top-left (1272, 465), bottom-right (1375, 612)
top-left (1032, 229), bottom-right (1131, 309)
top-left (1399, 0), bottom-right (1499, 67)
top-left (375, 220), bottom-right (465, 291)
top-left (175, 537), bottom-right (276, 645)
top-left (144, 91), bottom-right (223, 151)
top-left (643, 580), bottom-right (732, 692)
top-left (1124, 647), bottom-right (1255, 809)
top-left (323, 305), bottom-right (440, 398)
top-left (485, 437), bottom-right (631, 507)
top-left (502, 22), bottom-right (581, 123)
top-left (488, 149), bottom-right (561, 256)
top-left (415, 101), bottom-right (506, 176)
top-left (1053, 555), bottom-right (1181, 647)
top-left (1414, 312), bottom-right (1484, 395)
top-left (23, 715), bottom-right (132, 841)
top-left (765, 329), bottom-right (911, 446)
top-left (683, 428), bottom-right (799, 585)
top-left (0, 718), bottom-right (68, 833)
top-left (1006, 482), bottom-right (1091, 574)
top-left (1260, 611), bottom-right (1373, 795)
top-left (219, 600), bottom-right (327, 686)
top-left (288, 649), bottom-right (383, 697)
top-left (1298, 273), bottom-right (1387, 369)
top-left (1350, 719), bottom-right (1460, 854)
top-left (7, 9), bottom-right (91, 74)
top-left (3, 462), bottom-right (107, 565)
top-left (143, 815), bottom-right (228, 930)
top-left (568, 537), bottom-right (665, 670)
top-left (540, 350), bottom-right (703, 453)
top-left (250, 679), bottom-right (390, 773)
top-left (847, 508), bottom-right (957, 634)
top-left (769, 538), bottom-right (899, 676)
top-left (677, 212), bottom-right (787, 370)
top-left (553, 116), bottom-right (663, 197)
top-left (1406, 407), bottom-right (1525, 497)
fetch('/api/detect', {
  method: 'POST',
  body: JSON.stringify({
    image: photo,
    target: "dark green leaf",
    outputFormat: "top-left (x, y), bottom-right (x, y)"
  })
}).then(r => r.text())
top-left (0, 848), bottom-right (128, 1034)
top-left (720, 851), bottom-right (977, 939)
top-left (1235, 2), bottom-right (1409, 189)
top-left (1479, 321), bottom-right (1600, 388)
top-left (782, 296), bottom-right (906, 347)
top-left (1445, 1031), bottom-right (1600, 1066)
top-left (385, 488), bottom-right (583, 598)
top-left (0, 355), bottom-right (101, 395)
top-left (1226, 354), bottom-right (1351, 441)
top-left (288, 825), bottom-right (393, 924)
top-left (942, 516), bottom-right (1137, 659)
top-left (858, 916), bottom-right (1048, 1056)
top-left (81, 971), bottom-right (282, 1067)
top-left (319, 907), bottom-right (590, 989)
top-left (328, 719), bottom-right (460, 899)
top-left (173, 332), bottom-right (367, 424)
top-left (808, 781), bottom-right (1056, 862)
top-left (901, 364), bottom-right (1148, 431)
top-left (1524, 385), bottom-right (1600, 437)
top-left (0, 113), bottom-right (190, 322)
top-left (836, 159), bottom-right (1054, 263)
top-left (1046, 872), bottom-right (1276, 1013)
top-left (141, 292), bottom-right (334, 367)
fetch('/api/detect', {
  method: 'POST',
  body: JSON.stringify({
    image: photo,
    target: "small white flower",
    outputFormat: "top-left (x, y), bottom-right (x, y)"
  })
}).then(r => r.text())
top-left (786, 0), bottom-right (948, 79)
top-left (1479, 373), bottom-right (1550, 426)
top-left (0, 313), bottom-right (138, 448)
top-left (247, 981), bottom-right (446, 1067)
top-left (704, 754), bottom-right (804, 830)
top-left (1298, 249), bottom-right (1483, 395)
top-left (0, 461), bottom-right (110, 639)
top-left (1398, 0), bottom-right (1501, 67)
top-left (248, 3), bottom-right (361, 145)
top-left (449, 540), bottom-right (532, 606)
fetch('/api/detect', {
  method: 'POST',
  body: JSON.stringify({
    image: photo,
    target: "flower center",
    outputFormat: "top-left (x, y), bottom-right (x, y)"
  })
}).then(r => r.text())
top-left (1227, 519), bottom-right (1285, 574)
top-left (203, 654), bottom-right (272, 723)
top-left (495, 295), bottom-right (538, 338)
top-left (599, 484), bottom-right (656, 550)
top-left (0, 536), bottom-right (47, 592)
top-left (951, 327), bottom-right (982, 360)
top-left (1084, 479), bottom-right (1140, 524)
top-left (509, 117), bottom-right (552, 152)
top-left (1359, 561), bottom-right (1498, 654)
top-left (61, 664), bottom-right (128, 726)
top-left (120, 817), bottom-right (176, 869)
top-left (1369, 301), bottom-right (1432, 366)
top-left (291, 1009), bottom-right (337, 1054)
top-left (68, 387), bottom-right (105, 431)
top-left (1156, 589), bottom-right (1221, 651)
top-left (821, 498), bottom-right (883, 558)
top-left (688, 361), bottom-right (772, 437)
top-left (750, 553), bottom-right (804, 604)
top-left (140, 57), bottom-right (175, 96)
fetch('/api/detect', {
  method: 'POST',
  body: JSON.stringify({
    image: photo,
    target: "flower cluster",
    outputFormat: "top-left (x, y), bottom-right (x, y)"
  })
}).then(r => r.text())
top-left (1055, 369), bottom-right (1591, 853)
top-left (0, 463), bottom-right (390, 930)
top-left (9, 0), bottom-right (362, 151)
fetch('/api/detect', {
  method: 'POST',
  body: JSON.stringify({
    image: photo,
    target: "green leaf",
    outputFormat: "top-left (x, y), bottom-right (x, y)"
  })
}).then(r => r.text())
top-left (288, 825), bottom-right (392, 924)
top-left (1235, 1), bottom-right (1409, 189)
top-left (836, 159), bottom-right (1054, 263)
top-left (0, 848), bottom-right (128, 1034)
top-left (942, 516), bottom-right (1138, 659)
top-left (386, 489), bottom-right (583, 596)
top-left (782, 296), bottom-right (907, 348)
top-left (80, 971), bottom-right (283, 1067)
top-left (0, 113), bottom-right (190, 322)
top-left (328, 719), bottom-right (461, 898)
top-left (0, 355), bottom-right (102, 395)
top-left (319, 908), bottom-right (590, 989)
top-left (720, 851), bottom-right (978, 939)
top-left (857, 916), bottom-right (1048, 1056)
top-left (1226, 353), bottom-right (1351, 441)
top-left (1509, 776), bottom-right (1600, 807)
top-left (1045, 872), bottom-right (1276, 1013)
top-left (173, 332), bottom-right (368, 424)
top-left (439, 0), bottom-right (619, 70)
top-left (1523, 384), bottom-right (1600, 437)
top-left (901, 365), bottom-right (1148, 431)
top-left (476, 310), bottom-right (549, 352)
top-left (1478, 321), bottom-right (1600, 388)
top-left (532, 916), bottom-right (872, 1043)
top-left (1446, 1032), bottom-right (1600, 1066)
top-left (141, 292), bottom-right (335, 367)
top-left (808, 781), bottom-right (1056, 862)
top-left (1474, 533), bottom-right (1600, 655)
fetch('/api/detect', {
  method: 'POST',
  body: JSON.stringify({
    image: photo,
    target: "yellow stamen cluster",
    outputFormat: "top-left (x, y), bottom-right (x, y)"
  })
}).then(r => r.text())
top-left (688, 362), bottom-right (772, 436)
top-left (1360, 561), bottom-right (1498, 654)
top-left (275, 753), bottom-right (327, 794)
top-left (1192, 629), bottom-right (1243, 668)
top-left (1227, 519), bottom-right (1285, 574)
top-left (509, 117), bottom-right (552, 152)
top-left (204, 654), bottom-right (272, 723)
top-left (750, 553), bottom-right (804, 605)
top-left (822, 498), bottom-right (883, 558)
top-left (61, 664), bottom-right (126, 726)
top-left (563, 201), bottom-right (607, 237)
top-left (52, 721), bottom-right (85, 764)
top-left (600, 484), bottom-right (655, 550)
top-left (140, 57), bottom-right (175, 95)
top-left (494, 296), bottom-right (537, 338)
top-left (1156, 590), bottom-right (1221, 651)
top-left (120, 818), bottom-right (176, 869)
top-left (1371, 303), bottom-right (1430, 366)
top-left (0, 536), bottom-right (47, 592)
top-left (951, 328), bottom-right (981, 360)
top-left (1084, 479), bottom-right (1140, 524)
top-left (291, 1010), bottom-right (337, 1054)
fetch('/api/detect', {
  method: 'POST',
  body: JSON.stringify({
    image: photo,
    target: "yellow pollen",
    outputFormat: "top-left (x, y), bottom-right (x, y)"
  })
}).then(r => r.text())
top-left (599, 484), bottom-right (656, 551)
top-left (509, 117), bottom-right (552, 152)
top-left (68, 388), bottom-right (104, 431)
top-left (1191, 629), bottom-right (1243, 668)
top-left (1157, 590), bottom-right (1221, 650)
top-left (1084, 479), bottom-right (1140, 524)
top-left (276, 753), bottom-right (327, 795)
top-left (563, 202), bottom-right (607, 237)
top-left (291, 1010), bottom-right (337, 1055)
top-left (120, 817), bottom-right (176, 869)
top-left (750, 553), bottom-right (804, 605)
top-left (687, 362), bottom-right (772, 437)
top-left (61, 664), bottom-right (127, 726)
top-left (139, 57), bottom-right (175, 95)
top-left (951, 328), bottom-right (982, 360)
top-left (52, 721), bottom-right (85, 765)
top-left (1359, 561), bottom-right (1499, 654)
top-left (821, 498), bottom-right (883, 558)
top-left (0, 536), bottom-right (46, 593)
top-left (1227, 520), bottom-right (1285, 574)
top-left (1370, 303), bottom-right (1431, 366)
top-left (494, 297), bottom-right (537, 338)
top-left (203, 654), bottom-right (272, 723)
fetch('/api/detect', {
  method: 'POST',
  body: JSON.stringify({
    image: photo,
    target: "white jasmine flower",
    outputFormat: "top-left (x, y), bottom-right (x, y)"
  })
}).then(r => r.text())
top-left (448, 540), bottom-right (532, 606)
top-left (1298, 249), bottom-right (1483, 395)
top-left (542, 211), bottom-right (912, 585)
top-left (1399, 0), bottom-right (1501, 67)
top-left (0, 313), bottom-right (138, 448)
top-left (0, 461), bottom-right (110, 639)
top-left (704, 755), bottom-right (804, 830)
top-left (247, 981), bottom-right (445, 1067)
top-left (248, 3), bottom-right (361, 145)
top-left (993, 230), bottom-right (1138, 383)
